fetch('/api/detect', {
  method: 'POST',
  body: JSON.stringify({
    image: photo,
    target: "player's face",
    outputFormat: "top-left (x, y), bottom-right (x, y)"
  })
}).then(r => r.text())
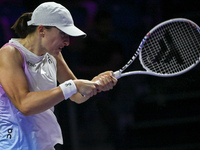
top-left (42, 27), bottom-right (70, 56)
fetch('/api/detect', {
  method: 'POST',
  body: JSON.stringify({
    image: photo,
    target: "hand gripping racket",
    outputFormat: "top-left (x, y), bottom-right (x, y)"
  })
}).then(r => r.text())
top-left (113, 18), bottom-right (200, 79)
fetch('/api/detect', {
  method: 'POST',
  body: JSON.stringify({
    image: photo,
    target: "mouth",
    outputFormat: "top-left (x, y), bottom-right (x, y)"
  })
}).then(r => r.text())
top-left (58, 47), bottom-right (63, 51)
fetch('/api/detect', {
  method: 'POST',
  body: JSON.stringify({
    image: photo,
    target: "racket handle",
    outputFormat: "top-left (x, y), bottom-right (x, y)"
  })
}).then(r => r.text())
top-left (113, 70), bottom-right (121, 79)
top-left (81, 72), bottom-right (119, 97)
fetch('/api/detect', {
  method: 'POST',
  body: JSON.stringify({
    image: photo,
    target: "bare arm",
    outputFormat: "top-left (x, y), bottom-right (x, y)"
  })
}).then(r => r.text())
top-left (55, 52), bottom-right (117, 104)
top-left (0, 46), bottom-right (66, 116)
top-left (54, 52), bottom-right (98, 103)
top-left (0, 45), bottom-right (113, 116)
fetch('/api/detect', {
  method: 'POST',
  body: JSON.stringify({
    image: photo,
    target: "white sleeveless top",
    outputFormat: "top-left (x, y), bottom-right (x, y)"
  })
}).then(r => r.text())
top-left (0, 39), bottom-right (63, 150)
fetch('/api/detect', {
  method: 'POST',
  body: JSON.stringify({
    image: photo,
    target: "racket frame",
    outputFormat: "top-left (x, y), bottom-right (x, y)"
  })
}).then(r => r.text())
top-left (113, 18), bottom-right (200, 79)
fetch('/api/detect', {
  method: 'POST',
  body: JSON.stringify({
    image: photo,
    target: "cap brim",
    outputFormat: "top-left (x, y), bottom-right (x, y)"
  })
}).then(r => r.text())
top-left (57, 25), bottom-right (87, 38)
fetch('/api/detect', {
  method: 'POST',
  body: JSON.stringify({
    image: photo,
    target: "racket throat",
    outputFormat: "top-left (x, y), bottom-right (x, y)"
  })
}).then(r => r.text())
top-left (113, 70), bottom-right (122, 79)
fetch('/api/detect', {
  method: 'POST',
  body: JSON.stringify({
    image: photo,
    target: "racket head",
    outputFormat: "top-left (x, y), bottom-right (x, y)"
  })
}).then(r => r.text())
top-left (139, 18), bottom-right (200, 77)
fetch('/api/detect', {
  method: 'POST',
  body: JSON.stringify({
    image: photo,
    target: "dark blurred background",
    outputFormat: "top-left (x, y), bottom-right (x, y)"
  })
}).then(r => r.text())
top-left (1, 0), bottom-right (200, 150)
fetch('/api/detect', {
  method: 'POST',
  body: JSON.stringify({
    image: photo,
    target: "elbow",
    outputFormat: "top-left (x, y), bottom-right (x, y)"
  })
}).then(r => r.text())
top-left (19, 109), bottom-right (32, 116)
top-left (21, 110), bottom-right (32, 117)
top-left (17, 105), bottom-right (33, 116)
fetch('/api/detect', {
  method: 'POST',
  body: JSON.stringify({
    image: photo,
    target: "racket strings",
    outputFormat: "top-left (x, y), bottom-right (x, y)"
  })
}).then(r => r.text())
top-left (141, 20), bottom-right (200, 75)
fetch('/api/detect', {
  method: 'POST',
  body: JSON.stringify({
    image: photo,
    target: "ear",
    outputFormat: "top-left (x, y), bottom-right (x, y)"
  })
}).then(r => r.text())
top-left (38, 25), bottom-right (45, 37)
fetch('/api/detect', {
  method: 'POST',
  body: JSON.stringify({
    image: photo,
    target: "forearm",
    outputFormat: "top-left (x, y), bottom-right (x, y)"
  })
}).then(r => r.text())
top-left (15, 87), bottom-right (64, 116)
top-left (55, 53), bottom-right (117, 104)
top-left (70, 71), bottom-right (117, 103)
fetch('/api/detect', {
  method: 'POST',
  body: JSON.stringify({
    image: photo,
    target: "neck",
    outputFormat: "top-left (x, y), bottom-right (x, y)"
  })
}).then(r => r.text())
top-left (19, 34), bottom-right (46, 56)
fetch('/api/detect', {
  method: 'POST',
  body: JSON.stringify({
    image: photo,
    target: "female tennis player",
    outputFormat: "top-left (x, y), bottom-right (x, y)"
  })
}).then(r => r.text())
top-left (0, 2), bottom-right (117, 150)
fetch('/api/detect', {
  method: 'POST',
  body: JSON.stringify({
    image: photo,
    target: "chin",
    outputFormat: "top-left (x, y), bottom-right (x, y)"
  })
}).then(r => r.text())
top-left (53, 51), bottom-right (61, 56)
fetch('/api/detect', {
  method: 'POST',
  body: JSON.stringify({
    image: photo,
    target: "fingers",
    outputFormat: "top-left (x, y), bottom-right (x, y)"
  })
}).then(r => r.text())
top-left (82, 84), bottom-right (99, 98)
top-left (74, 80), bottom-right (98, 98)
top-left (98, 71), bottom-right (113, 77)
top-left (99, 76), bottom-right (112, 91)
top-left (75, 71), bottom-right (118, 98)
top-left (111, 75), bottom-right (117, 86)
top-left (81, 88), bottom-right (98, 98)
top-left (97, 73), bottom-right (117, 92)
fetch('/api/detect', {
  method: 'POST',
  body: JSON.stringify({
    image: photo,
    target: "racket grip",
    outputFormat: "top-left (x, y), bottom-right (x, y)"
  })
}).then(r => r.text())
top-left (113, 70), bottom-right (121, 79)
top-left (81, 72), bottom-right (120, 97)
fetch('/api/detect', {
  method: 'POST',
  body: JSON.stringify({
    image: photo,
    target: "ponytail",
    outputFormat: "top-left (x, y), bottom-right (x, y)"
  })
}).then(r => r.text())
top-left (11, 12), bottom-right (37, 38)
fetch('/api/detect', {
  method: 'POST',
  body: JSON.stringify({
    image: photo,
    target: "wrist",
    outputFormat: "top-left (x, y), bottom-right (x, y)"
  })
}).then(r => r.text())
top-left (59, 80), bottom-right (77, 100)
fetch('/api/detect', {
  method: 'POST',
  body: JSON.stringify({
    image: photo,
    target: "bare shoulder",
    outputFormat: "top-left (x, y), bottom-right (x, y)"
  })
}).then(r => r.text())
top-left (0, 45), bottom-right (23, 66)
top-left (0, 45), bottom-right (21, 57)
top-left (0, 45), bottom-right (25, 87)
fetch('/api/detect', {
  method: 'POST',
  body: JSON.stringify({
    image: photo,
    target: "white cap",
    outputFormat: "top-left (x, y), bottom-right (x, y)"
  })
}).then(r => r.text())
top-left (27, 2), bottom-right (86, 37)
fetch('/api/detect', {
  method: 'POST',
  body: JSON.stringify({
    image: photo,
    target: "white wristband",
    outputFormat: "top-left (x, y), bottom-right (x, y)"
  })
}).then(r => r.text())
top-left (59, 80), bottom-right (77, 100)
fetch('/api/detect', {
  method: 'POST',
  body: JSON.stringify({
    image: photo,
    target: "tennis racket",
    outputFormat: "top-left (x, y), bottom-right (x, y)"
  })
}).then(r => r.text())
top-left (113, 18), bottom-right (200, 79)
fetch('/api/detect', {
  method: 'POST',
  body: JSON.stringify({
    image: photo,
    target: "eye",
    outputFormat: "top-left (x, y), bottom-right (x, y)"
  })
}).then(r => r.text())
top-left (60, 31), bottom-right (67, 38)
